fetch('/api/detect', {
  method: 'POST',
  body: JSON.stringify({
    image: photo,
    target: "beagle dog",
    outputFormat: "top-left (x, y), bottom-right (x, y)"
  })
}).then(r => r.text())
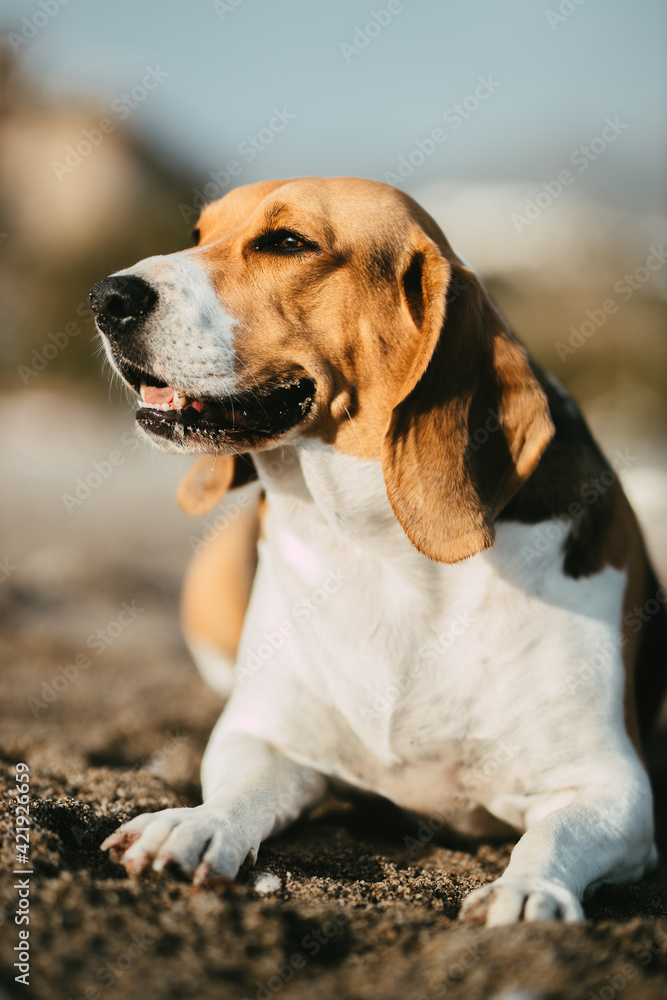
top-left (91, 177), bottom-right (666, 925)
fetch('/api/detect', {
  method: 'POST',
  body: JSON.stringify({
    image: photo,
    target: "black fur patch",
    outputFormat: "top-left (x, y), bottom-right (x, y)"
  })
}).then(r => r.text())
top-left (497, 374), bottom-right (617, 579)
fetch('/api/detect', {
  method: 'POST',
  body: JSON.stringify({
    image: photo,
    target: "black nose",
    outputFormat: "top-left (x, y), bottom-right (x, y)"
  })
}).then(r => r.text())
top-left (90, 275), bottom-right (157, 342)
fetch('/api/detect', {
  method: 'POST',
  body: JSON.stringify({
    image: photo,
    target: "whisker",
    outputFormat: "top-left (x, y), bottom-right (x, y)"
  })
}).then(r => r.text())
top-left (344, 406), bottom-right (367, 459)
top-left (234, 357), bottom-right (271, 419)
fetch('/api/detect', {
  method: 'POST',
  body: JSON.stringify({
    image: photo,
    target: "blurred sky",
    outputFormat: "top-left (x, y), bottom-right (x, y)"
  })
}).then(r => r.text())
top-left (2, 0), bottom-right (665, 212)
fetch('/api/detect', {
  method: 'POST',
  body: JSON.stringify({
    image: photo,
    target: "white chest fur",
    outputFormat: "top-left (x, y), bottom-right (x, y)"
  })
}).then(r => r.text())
top-left (222, 442), bottom-right (630, 834)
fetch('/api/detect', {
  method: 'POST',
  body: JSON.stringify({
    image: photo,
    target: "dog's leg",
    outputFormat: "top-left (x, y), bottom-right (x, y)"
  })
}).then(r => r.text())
top-left (460, 768), bottom-right (657, 925)
top-left (181, 492), bottom-right (261, 698)
top-left (101, 727), bottom-right (326, 883)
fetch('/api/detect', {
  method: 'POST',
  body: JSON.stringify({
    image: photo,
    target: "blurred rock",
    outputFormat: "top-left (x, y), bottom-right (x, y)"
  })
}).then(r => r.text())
top-left (0, 44), bottom-right (196, 379)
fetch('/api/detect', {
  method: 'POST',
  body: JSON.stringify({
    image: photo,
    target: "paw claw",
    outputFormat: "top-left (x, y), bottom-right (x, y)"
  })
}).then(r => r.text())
top-left (460, 878), bottom-right (583, 925)
top-left (193, 861), bottom-right (235, 889)
top-left (101, 830), bottom-right (141, 865)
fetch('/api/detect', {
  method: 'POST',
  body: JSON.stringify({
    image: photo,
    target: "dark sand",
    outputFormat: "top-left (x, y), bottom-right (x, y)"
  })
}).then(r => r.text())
top-left (1, 561), bottom-right (666, 1000)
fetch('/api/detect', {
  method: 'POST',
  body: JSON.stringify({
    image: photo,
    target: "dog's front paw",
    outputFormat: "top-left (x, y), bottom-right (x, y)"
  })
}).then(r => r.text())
top-left (459, 877), bottom-right (584, 925)
top-left (101, 806), bottom-right (256, 884)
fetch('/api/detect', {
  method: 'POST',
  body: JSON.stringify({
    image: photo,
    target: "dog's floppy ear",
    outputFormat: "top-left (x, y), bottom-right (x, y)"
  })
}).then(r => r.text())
top-left (381, 237), bottom-right (554, 564)
top-left (176, 454), bottom-right (257, 516)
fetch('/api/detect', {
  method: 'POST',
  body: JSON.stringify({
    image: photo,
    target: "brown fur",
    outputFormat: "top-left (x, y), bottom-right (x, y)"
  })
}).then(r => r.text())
top-left (382, 260), bottom-right (554, 563)
top-left (180, 495), bottom-right (261, 662)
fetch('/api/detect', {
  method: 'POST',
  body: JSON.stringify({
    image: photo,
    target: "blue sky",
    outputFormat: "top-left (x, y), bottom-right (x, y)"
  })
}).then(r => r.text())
top-left (3, 0), bottom-right (666, 211)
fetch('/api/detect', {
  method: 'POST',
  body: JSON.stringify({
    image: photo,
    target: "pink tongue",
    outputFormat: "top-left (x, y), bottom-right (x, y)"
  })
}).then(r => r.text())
top-left (144, 386), bottom-right (175, 405)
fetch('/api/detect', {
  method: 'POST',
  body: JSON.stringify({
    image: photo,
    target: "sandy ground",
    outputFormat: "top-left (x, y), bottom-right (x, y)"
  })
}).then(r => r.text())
top-left (1, 384), bottom-right (667, 1000)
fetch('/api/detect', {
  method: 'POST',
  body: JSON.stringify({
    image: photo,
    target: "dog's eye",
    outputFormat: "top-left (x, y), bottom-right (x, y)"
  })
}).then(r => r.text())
top-left (254, 229), bottom-right (316, 255)
top-left (190, 227), bottom-right (201, 246)
top-left (280, 234), bottom-right (304, 249)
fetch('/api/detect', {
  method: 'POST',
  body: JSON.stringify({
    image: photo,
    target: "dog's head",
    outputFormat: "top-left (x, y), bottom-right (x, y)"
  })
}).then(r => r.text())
top-left (91, 176), bottom-right (553, 562)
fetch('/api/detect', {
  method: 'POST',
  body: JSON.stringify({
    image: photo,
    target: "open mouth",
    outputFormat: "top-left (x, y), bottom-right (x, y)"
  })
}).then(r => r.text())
top-left (114, 356), bottom-right (316, 451)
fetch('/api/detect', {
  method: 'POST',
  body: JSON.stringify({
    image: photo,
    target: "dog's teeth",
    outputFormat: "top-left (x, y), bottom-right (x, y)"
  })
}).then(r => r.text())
top-left (173, 391), bottom-right (188, 409)
top-left (140, 382), bottom-right (147, 400)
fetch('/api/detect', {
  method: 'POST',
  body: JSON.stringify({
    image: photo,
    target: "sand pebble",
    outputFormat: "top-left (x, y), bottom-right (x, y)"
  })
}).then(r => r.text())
top-left (253, 872), bottom-right (282, 894)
